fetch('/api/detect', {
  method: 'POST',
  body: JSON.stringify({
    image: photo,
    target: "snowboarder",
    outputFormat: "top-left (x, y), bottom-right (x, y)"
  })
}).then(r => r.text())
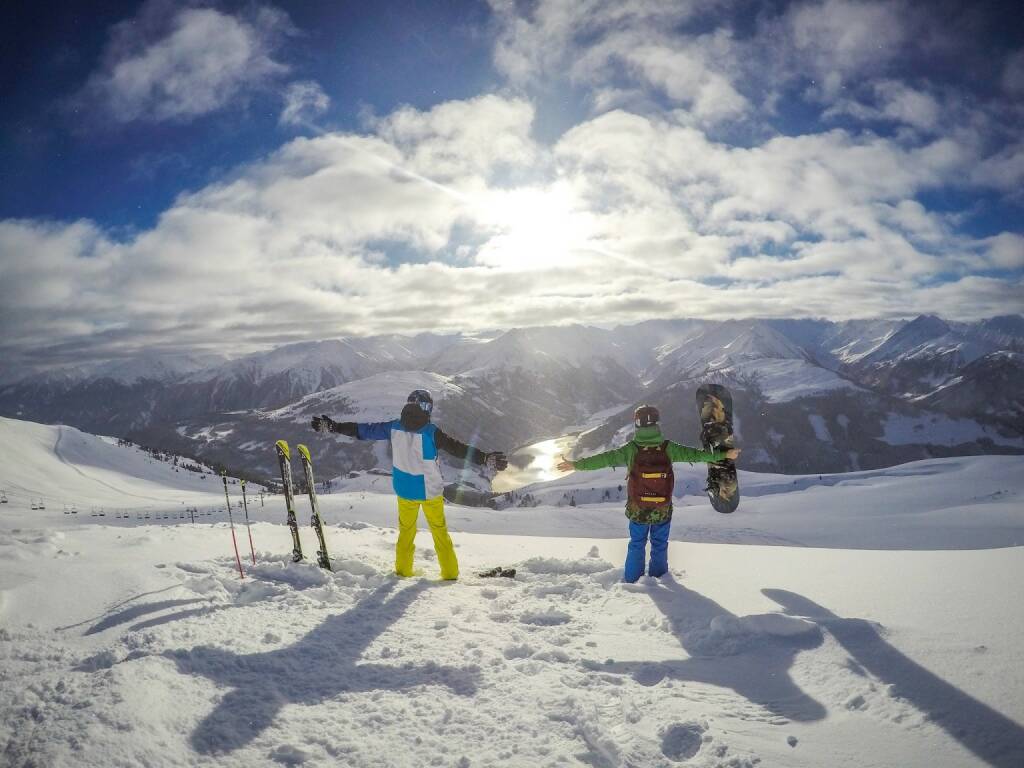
top-left (556, 404), bottom-right (740, 583)
top-left (312, 390), bottom-right (508, 581)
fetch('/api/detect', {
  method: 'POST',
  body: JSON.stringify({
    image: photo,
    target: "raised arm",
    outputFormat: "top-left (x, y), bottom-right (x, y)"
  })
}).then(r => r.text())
top-left (435, 428), bottom-right (508, 470)
top-left (560, 443), bottom-right (635, 472)
top-left (666, 441), bottom-right (740, 463)
top-left (311, 415), bottom-right (393, 440)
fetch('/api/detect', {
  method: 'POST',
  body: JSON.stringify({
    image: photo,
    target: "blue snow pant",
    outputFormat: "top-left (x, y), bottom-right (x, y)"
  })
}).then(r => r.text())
top-left (624, 520), bottom-right (671, 583)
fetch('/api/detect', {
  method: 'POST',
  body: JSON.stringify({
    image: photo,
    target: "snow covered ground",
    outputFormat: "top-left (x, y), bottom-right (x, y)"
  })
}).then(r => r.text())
top-left (2, 417), bottom-right (1023, 767)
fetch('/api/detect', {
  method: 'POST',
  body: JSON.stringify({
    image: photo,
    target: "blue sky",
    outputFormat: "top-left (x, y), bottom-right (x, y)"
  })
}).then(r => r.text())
top-left (1, 0), bottom-right (1022, 373)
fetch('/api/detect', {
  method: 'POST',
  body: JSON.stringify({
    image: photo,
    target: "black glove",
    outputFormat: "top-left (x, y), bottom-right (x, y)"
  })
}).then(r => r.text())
top-left (485, 451), bottom-right (508, 471)
top-left (311, 414), bottom-right (337, 434)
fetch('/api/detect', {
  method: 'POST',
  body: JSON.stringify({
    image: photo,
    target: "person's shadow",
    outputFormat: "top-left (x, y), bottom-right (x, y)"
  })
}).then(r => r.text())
top-left (765, 589), bottom-right (1024, 768)
top-left (586, 575), bottom-right (827, 723)
top-left (166, 579), bottom-right (482, 755)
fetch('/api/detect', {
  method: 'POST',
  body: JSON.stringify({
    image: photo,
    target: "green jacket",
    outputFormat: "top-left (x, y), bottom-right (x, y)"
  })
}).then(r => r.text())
top-left (573, 426), bottom-right (725, 523)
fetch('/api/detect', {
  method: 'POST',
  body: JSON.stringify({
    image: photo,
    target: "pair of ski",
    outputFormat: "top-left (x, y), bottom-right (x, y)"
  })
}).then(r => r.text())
top-left (275, 440), bottom-right (332, 571)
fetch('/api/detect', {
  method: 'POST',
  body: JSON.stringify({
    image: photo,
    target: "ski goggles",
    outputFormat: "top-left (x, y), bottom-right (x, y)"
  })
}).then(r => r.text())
top-left (634, 405), bottom-right (659, 427)
top-left (407, 390), bottom-right (433, 413)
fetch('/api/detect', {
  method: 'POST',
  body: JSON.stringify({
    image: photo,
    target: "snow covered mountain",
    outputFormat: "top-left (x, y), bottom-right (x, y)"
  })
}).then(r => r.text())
top-left (916, 351), bottom-right (1024, 432)
top-left (838, 315), bottom-right (1023, 399)
top-left (1, 315), bottom-right (1020, 481)
top-left (169, 339), bottom-right (407, 413)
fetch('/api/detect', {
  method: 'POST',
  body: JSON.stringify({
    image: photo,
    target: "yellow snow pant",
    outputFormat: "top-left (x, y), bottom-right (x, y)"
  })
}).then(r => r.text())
top-left (395, 496), bottom-right (459, 580)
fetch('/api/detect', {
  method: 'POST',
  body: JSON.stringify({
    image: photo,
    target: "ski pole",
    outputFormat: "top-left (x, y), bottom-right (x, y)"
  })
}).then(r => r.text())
top-left (241, 479), bottom-right (256, 565)
top-left (221, 473), bottom-right (245, 580)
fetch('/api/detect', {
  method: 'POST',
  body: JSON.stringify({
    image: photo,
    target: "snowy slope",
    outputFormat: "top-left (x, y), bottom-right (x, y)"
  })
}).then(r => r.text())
top-left (649, 321), bottom-right (808, 384)
top-left (708, 358), bottom-right (863, 403)
top-left (0, 417), bottom-right (254, 511)
top-left (2, 418), bottom-right (1023, 767)
top-left (267, 370), bottom-right (467, 424)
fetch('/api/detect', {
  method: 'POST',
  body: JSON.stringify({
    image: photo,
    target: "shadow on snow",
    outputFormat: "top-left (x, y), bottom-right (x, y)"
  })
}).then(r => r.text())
top-left (167, 579), bottom-right (482, 755)
top-left (766, 589), bottom-right (1024, 768)
top-left (589, 577), bottom-right (1024, 768)
top-left (588, 575), bottom-right (827, 723)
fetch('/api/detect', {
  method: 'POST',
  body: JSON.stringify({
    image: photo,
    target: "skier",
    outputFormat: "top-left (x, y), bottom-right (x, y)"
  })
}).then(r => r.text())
top-left (312, 390), bottom-right (508, 581)
top-left (555, 404), bottom-right (740, 583)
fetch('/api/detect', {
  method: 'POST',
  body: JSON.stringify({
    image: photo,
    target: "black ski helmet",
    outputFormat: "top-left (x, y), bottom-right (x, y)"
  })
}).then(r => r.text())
top-left (634, 404), bottom-right (659, 428)
top-left (407, 389), bottom-right (433, 413)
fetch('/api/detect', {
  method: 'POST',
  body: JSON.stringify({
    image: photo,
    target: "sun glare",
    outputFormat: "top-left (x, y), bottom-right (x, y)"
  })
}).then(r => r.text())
top-left (474, 184), bottom-right (593, 270)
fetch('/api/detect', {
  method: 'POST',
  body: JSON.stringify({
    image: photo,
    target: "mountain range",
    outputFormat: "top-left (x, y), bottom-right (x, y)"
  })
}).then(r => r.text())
top-left (1, 315), bottom-right (1021, 487)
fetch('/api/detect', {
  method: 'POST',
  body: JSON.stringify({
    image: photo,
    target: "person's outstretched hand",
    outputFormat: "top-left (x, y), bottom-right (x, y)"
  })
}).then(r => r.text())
top-left (556, 454), bottom-right (575, 472)
top-left (311, 414), bottom-right (337, 433)
top-left (486, 452), bottom-right (509, 471)
top-left (725, 448), bottom-right (741, 460)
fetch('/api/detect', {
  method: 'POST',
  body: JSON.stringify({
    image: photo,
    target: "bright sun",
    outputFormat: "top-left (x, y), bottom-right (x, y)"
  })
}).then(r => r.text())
top-left (474, 184), bottom-right (594, 270)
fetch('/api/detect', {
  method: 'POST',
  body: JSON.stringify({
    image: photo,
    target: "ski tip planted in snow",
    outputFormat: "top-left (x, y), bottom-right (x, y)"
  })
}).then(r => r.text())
top-left (275, 439), bottom-right (291, 459)
top-left (297, 444), bottom-right (312, 463)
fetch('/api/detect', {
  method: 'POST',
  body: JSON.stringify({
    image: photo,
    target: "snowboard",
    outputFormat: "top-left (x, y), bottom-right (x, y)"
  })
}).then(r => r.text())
top-left (696, 383), bottom-right (739, 514)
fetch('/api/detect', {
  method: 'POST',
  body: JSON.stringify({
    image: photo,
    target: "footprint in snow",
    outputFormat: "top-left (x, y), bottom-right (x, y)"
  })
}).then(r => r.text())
top-left (660, 722), bottom-right (705, 762)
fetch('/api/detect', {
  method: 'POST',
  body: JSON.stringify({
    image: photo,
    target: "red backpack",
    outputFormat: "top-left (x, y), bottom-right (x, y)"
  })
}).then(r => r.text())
top-left (628, 441), bottom-right (674, 510)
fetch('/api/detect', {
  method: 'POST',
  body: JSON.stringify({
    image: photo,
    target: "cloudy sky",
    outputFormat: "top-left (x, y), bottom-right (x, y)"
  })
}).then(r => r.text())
top-left (1, 0), bottom-right (1022, 374)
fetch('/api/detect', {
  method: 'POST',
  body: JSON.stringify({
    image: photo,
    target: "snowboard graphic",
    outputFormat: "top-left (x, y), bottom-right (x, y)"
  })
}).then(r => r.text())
top-left (696, 383), bottom-right (739, 513)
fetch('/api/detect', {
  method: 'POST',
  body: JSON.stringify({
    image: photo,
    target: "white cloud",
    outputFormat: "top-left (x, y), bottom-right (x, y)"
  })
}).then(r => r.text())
top-left (79, 3), bottom-right (291, 124)
top-left (826, 80), bottom-right (942, 132)
top-left (971, 142), bottom-right (1024, 192)
top-left (1003, 49), bottom-right (1024, 95)
top-left (489, 0), bottom-right (703, 86)
top-left (983, 233), bottom-right (1024, 270)
top-left (279, 81), bottom-right (330, 127)
top-left (785, 0), bottom-right (908, 96)
top-left (488, 0), bottom-right (745, 123)
top-left (574, 31), bottom-right (748, 122)
top-left (373, 95), bottom-right (539, 180)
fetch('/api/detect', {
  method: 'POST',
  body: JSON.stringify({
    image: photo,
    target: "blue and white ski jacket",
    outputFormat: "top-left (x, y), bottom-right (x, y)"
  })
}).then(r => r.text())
top-left (354, 420), bottom-right (483, 501)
